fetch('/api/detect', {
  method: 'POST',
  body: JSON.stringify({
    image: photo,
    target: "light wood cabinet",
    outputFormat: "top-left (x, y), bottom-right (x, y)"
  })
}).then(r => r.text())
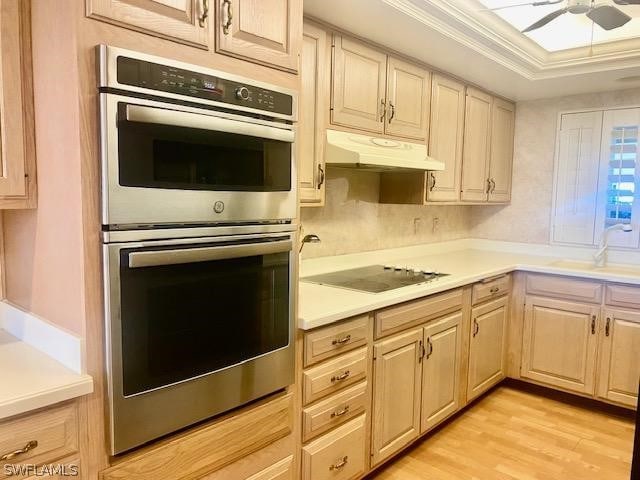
top-left (0, 0), bottom-right (36, 208)
top-left (371, 328), bottom-right (422, 466)
top-left (244, 455), bottom-right (293, 480)
top-left (420, 312), bottom-right (462, 433)
top-left (461, 88), bottom-right (492, 203)
top-left (299, 22), bottom-right (328, 206)
top-left (521, 296), bottom-right (599, 395)
top-left (425, 75), bottom-right (466, 203)
top-left (488, 98), bottom-right (515, 203)
top-left (385, 57), bottom-right (430, 141)
top-left (87, 0), bottom-right (211, 48)
top-left (597, 308), bottom-right (640, 408)
top-left (215, 0), bottom-right (302, 72)
top-left (467, 295), bottom-right (508, 402)
top-left (331, 35), bottom-right (387, 134)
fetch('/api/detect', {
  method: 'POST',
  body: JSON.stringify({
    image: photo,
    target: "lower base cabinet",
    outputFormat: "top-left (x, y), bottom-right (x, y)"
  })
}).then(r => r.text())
top-left (301, 415), bottom-right (366, 480)
top-left (245, 456), bottom-right (294, 480)
top-left (597, 308), bottom-right (640, 408)
top-left (467, 296), bottom-right (508, 402)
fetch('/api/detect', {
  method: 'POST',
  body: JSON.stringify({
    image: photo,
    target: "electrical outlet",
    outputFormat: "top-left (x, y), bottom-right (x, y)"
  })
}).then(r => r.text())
top-left (432, 217), bottom-right (440, 233)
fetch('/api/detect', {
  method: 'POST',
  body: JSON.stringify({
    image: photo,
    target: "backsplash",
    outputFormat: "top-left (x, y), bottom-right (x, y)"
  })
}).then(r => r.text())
top-left (300, 169), bottom-right (472, 258)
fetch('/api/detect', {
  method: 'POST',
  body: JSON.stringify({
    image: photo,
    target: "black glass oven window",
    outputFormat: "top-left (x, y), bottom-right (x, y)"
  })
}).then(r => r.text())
top-left (117, 108), bottom-right (291, 192)
top-left (118, 242), bottom-right (290, 396)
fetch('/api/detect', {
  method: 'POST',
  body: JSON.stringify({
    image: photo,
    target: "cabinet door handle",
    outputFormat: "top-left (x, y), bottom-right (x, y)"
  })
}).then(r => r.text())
top-left (330, 405), bottom-right (350, 418)
top-left (418, 340), bottom-right (425, 363)
top-left (425, 337), bottom-right (433, 360)
top-left (429, 172), bottom-right (437, 192)
top-left (486, 178), bottom-right (492, 194)
top-left (332, 334), bottom-right (351, 346)
top-left (490, 178), bottom-right (496, 193)
top-left (199, 0), bottom-right (209, 27)
top-left (379, 99), bottom-right (386, 122)
top-left (605, 317), bottom-right (611, 337)
top-left (591, 315), bottom-right (596, 335)
top-left (317, 164), bottom-right (325, 189)
top-left (329, 456), bottom-right (348, 471)
top-left (0, 440), bottom-right (38, 462)
top-left (222, 0), bottom-right (233, 34)
top-left (331, 370), bottom-right (350, 382)
top-left (473, 318), bottom-right (479, 337)
top-left (388, 102), bottom-right (396, 123)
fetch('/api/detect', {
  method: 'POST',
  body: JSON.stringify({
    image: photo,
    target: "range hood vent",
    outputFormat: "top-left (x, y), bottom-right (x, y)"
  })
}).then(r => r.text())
top-left (325, 129), bottom-right (444, 171)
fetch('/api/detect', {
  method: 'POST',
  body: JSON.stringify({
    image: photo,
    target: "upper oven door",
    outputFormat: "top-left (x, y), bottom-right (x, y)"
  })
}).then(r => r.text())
top-left (101, 93), bottom-right (297, 228)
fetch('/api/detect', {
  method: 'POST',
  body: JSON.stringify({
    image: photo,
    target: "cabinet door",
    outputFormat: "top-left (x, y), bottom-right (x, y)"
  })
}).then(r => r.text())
top-left (597, 309), bottom-right (640, 408)
top-left (331, 35), bottom-right (387, 134)
top-left (521, 296), bottom-right (599, 395)
top-left (426, 75), bottom-right (465, 202)
top-left (460, 88), bottom-right (492, 202)
top-left (299, 23), bottom-right (328, 206)
top-left (488, 98), bottom-right (515, 203)
top-left (467, 296), bottom-right (508, 402)
top-left (371, 328), bottom-right (422, 467)
top-left (215, 0), bottom-right (302, 72)
top-left (87, 0), bottom-right (210, 48)
top-left (0, 0), bottom-right (33, 201)
top-left (385, 57), bottom-right (430, 141)
top-left (421, 312), bottom-right (462, 433)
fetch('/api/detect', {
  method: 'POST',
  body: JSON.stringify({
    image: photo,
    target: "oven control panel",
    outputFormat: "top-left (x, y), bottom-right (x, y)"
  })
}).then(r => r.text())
top-left (115, 56), bottom-right (293, 116)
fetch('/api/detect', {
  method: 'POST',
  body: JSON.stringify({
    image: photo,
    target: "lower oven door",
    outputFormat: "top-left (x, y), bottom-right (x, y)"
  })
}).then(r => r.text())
top-left (104, 231), bottom-right (295, 454)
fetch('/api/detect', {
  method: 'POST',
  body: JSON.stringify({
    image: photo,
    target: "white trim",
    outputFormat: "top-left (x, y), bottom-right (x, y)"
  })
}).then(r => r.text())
top-left (0, 302), bottom-right (83, 374)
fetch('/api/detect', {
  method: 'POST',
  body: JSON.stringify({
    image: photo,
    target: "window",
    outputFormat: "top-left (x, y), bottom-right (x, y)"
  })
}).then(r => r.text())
top-left (553, 107), bottom-right (640, 248)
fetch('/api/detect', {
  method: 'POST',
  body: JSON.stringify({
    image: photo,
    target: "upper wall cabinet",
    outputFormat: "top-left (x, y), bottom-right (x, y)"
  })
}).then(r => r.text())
top-left (87, 0), bottom-right (211, 48)
top-left (299, 22), bottom-right (329, 206)
top-left (215, 0), bottom-right (302, 72)
top-left (488, 98), bottom-right (515, 203)
top-left (0, 0), bottom-right (36, 208)
top-left (331, 35), bottom-right (430, 141)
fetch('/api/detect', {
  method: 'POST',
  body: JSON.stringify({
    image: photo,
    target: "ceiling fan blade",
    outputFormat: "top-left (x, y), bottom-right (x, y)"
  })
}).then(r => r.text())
top-left (479, 0), bottom-right (563, 12)
top-left (522, 8), bottom-right (567, 32)
top-left (587, 5), bottom-right (632, 30)
top-left (613, 0), bottom-right (640, 5)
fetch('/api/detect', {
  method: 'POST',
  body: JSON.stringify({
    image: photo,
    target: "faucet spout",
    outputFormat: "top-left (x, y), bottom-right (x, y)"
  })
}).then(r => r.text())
top-left (593, 223), bottom-right (633, 267)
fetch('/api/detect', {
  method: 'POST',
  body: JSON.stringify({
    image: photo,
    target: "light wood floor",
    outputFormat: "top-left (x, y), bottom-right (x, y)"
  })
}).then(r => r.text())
top-left (371, 384), bottom-right (635, 480)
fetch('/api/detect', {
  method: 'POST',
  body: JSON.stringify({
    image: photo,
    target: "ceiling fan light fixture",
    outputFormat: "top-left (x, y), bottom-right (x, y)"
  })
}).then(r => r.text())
top-left (566, 0), bottom-right (591, 14)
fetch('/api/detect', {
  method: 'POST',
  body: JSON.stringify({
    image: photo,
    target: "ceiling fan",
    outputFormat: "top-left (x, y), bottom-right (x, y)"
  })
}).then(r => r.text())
top-left (486, 0), bottom-right (637, 32)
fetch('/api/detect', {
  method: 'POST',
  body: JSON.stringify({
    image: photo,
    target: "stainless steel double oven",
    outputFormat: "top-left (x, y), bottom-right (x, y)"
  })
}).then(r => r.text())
top-left (99, 46), bottom-right (297, 454)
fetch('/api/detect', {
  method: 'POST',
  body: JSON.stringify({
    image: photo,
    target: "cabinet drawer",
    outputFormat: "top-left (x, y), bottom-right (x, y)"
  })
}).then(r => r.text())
top-left (303, 348), bottom-right (367, 405)
top-left (245, 455), bottom-right (293, 480)
top-left (526, 274), bottom-right (602, 303)
top-left (472, 274), bottom-right (511, 305)
top-left (605, 284), bottom-right (640, 309)
top-left (302, 415), bottom-right (366, 480)
top-left (0, 402), bottom-right (78, 478)
top-left (302, 381), bottom-right (368, 442)
top-left (375, 288), bottom-right (463, 338)
top-left (304, 315), bottom-right (369, 367)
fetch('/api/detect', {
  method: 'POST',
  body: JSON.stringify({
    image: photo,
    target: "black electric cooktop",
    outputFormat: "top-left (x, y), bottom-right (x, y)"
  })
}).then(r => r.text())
top-left (302, 265), bottom-right (449, 294)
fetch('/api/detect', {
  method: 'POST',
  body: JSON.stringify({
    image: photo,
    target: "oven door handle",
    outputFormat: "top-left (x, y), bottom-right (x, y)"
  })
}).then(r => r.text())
top-left (124, 104), bottom-right (294, 143)
top-left (128, 239), bottom-right (292, 268)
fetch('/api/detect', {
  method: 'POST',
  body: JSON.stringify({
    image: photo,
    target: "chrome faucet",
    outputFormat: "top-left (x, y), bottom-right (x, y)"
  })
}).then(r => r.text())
top-left (299, 234), bottom-right (321, 253)
top-left (593, 223), bottom-right (633, 267)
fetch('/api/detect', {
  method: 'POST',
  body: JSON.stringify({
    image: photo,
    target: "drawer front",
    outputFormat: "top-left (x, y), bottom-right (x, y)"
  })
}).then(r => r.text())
top-left (303, 348), bottom-right (367, 405)
top-left (375, 288), bottom-right (463, 338)
top-left (472, 274), bottom-right (511, 305)
top-left (304, 315), bottom-right (369, 367)
top-left (302, 381), bottom-right (368, 442)
top-left (605, 284), bottom-right (640, 309)
top-left (0, 402), bottom-right (78, 478)
top-left (526, 274), bottom-right (603, 304)
top-left (245, 455), bottom-right (294, 480)
top-left (302, 415), bottom-right (366, 480)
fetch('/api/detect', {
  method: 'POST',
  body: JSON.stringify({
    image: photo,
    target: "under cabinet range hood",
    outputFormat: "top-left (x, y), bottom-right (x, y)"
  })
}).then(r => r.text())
top-left (325, 129), bottom-right (444, 171)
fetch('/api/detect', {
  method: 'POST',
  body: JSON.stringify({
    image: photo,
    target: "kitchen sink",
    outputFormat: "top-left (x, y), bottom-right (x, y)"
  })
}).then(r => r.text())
top-left (550, 259), bottom-right (640, 276)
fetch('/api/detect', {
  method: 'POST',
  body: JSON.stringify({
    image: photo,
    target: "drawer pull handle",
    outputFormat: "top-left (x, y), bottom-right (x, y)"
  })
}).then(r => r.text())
top-left (329, 456), bottom-right (348, 471)
top-left (331, 405), bottom-right (350, 418)
top-left (591, 315), bottom-right (596, 335)
top-left (490, 286), bottom-right (500, 294)
top-left (1, 440), bottom-right (38, 461)
top-left (606, 317), bottom-right (611, 337)
top-left (473, 318), bottom-right (479, 337)
top-left (331, 370), bottom-right (350, 382)
top-left (332, 334), bottom-right (351, 346)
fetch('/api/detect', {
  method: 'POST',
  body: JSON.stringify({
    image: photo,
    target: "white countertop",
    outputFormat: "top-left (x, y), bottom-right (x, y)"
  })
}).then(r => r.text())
top-left (0, 330), bottom-right (93, 419)
top-left (299, 240), bottom-right (640, 330)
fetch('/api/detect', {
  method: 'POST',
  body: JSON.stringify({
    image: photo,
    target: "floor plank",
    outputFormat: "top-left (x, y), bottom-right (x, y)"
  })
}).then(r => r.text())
top-left (370, 385), bottom-right (635, 480)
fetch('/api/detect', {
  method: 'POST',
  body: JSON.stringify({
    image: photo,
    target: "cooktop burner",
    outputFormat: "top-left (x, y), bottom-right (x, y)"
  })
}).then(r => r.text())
top-left (302, 265), bottom-right (449, 293)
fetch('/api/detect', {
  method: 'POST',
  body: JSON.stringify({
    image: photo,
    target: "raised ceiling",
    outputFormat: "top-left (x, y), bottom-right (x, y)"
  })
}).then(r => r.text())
top-left (303, 0), bottom-right (640, 100)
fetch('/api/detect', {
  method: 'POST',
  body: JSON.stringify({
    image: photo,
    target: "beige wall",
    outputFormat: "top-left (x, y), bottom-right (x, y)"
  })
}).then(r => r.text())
top-left (300, 169), bottom-right (471, 258)
top-left (470, 88), bottom-right (640, 244)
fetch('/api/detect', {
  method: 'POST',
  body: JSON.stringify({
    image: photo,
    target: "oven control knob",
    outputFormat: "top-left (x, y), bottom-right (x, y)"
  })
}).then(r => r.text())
top-left (235, 86), bottom-right (250, 101)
